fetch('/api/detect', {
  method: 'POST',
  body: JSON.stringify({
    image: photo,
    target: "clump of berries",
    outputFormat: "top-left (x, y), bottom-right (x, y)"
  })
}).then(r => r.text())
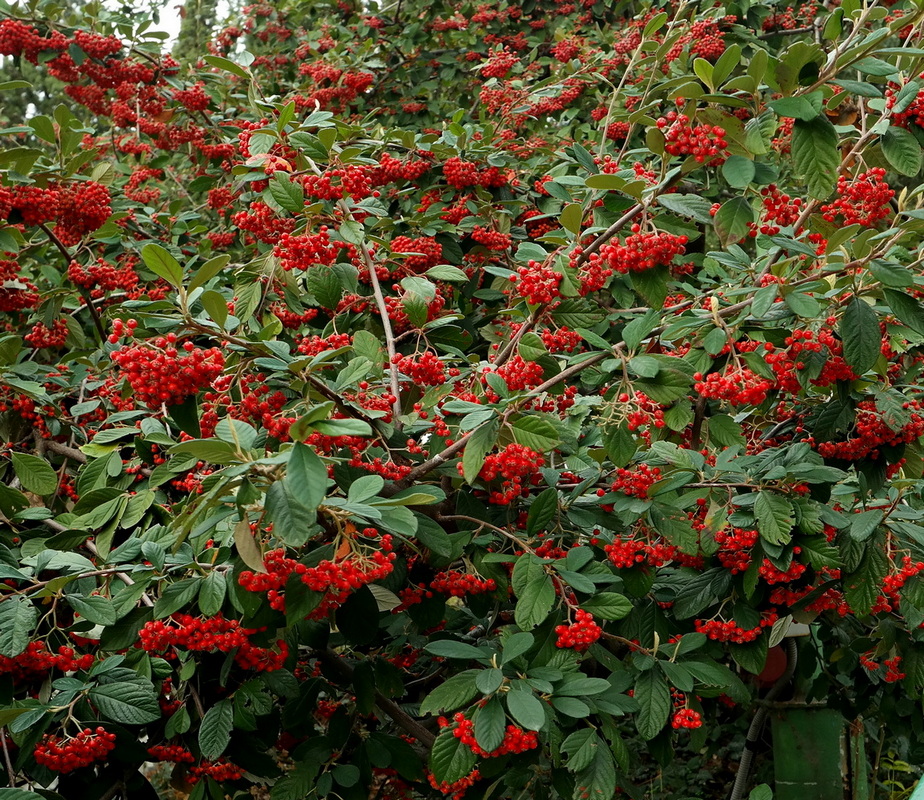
top-left (110, 335), bottom-right (224, 409)
top-left (467, 443), bottom-right (545, 504)
top-left (694, 367), bottom-right (774, 407)
top-left (441, 712), bottom-right (539, 757)
top-left (655, 111), bottom-right (728, 164)
top-left (34, 728), bottom-right (117, 773)
top-left (555, 609), bottom-right (602, 651)
top-left (821, 168), bottom-right (894, 228)
top-left (600, 227), bottom-right (687, 274)
top-left (671, 708), bottom-right (703, 729)
top-left (430, 570), bottom-right (497, 597)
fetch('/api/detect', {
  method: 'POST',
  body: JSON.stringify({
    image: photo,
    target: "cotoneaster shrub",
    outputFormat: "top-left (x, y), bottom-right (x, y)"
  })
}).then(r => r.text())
top-left (2, 0), bottom-right (924, 799)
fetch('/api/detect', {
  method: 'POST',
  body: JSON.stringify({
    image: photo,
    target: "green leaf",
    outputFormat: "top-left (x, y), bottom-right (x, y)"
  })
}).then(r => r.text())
top-left (265, 481), bottom-right (315, 546)
top-left (170, 439), bottom-right (239, 464)
top-left (768, 92), bottom-right (823, 120)
top-left (461, 420), bottom-right (499, 483)
top-left (634, 669), bottom-right (671, 740)
top-left (501, 631), bottom-right (534, 664)
top-left (199, 570), bottom-right (227, 616)
top-left (506, 688), bottom-right (545, 731)
top-left (199, 698), bottom-right (234, 759)
top-left (884, 288), bottom-right (924, 335)
top-left (791, 116), bottom-right (840, 199)
top-left (840, 297), bottom-right (880, 375)
top-left (474, 697), bottom-right (506, 752)
top-left (203, 54), bottom-right (250, 78)
top-left (200, 289), bottom-right (228, 327)
top-left (562, 729), bottom-right (599, 772)
top-left (10, 452), bottom-right (58, 495)
top-left (420, 670), bottom-right (481, 715)
top-left (849, 509), bottom-right (883, 542)
top-left (655, 193), bottom-right (714, 224)
top-left (429, 727), bottom-right (477, 784)
top-left (285, 443), bottom-right (328, 510)
top-left (426, 264), bottom-right (469, 282)
top-left (713, 197), bottom-right (754, 246)
top-left (560, 203), bottom-right (583, 235)
top-left (574, 742), bottom-right (617, 800)
top-left (580, 593), bottom-right (631, 620)
top-left (89, 678), bottom-right (160, 724)
top-left (511, 554), bottom-right (555, 630)
top-left (511, 416), bottom-right (561, 452)
top-left (154, 578), bottom-right (201, 619)
top-left (268, 173), bottom-right (305, 212)
top-left (882, 126), bottom-right (922, 176)
top-left (527, 488), bottom-right (558, 536)
top-left (68, 594), bottom-right (117, 626)
top-left (0, 596), bottom-right (37, 657)
top-left (845, 544), bottom-right (890, 616)
top-left (189, 254), bottom-right (231, 292)
top-left (424, 641), bottom-right (489, 660)
top-left (140, 243), bottom-right (183, 288)
top-left (749, 785), bottom-right (773, 800)
top-left (476, 669), bottom-right (505, 696)
top-left (722, 155), bottom-right (756, 188)
top-left (755, 492), bottom-right (794, 545)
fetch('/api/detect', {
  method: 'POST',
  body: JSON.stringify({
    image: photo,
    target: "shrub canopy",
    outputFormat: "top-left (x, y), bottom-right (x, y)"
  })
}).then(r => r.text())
top-left (2, 1), bottom-right (924, 798)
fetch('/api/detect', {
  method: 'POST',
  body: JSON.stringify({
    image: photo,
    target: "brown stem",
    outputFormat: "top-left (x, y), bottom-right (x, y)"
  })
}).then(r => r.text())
top-left (314, 648), bottom-right (436, 749)
top-left (305, 374), bottom-right (379, 429)
top-left (337, 199), bottom-right (403, 429)
top-left (0, 728), bottom-right (18, 787)
top-left (689, 396), bottom-right (707, 450)
top-left (41, 438), bottom-right (87, 464)
top-left (574, 172), bottom-right (684, 268)
top-left (38, 223), bottom-right (106, 341)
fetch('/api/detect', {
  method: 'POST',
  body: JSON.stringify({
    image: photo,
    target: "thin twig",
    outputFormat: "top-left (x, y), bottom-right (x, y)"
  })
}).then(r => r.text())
top-left (37, 223), bottom-right (106, 341)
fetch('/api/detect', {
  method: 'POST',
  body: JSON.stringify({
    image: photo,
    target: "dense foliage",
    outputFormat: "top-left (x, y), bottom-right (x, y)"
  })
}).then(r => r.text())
top-left (3, 0), bottom-right (924, 798)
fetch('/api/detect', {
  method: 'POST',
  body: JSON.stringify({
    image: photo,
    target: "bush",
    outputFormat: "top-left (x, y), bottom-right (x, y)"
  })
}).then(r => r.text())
top-left (2, 1), bottom-right (924, 798)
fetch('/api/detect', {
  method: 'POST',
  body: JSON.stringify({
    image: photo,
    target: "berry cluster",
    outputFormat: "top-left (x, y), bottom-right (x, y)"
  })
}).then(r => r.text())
top-left (694, 367), bottom-right (774, 407)
top-left (714, 527), bottom-right (758, 574)
top-left (393, 352), bottom-right (458, 386)
top-left (509, 260), bottom-right (563, 305)
top-left (147, 744), bottom-right (196, 763)
top-left (694, 610), bottom-right (778, 643)
top-left (427, 768), bottom-right (481, 800)
top-left (68, 257), bottom-right (138, 294)
top-left (471, 226), bottom-right (513, 251)
top-left (606, 464), bottom-right (661, 498)
top-left (274, 229), bottom-right (341, 272)
top-left (430, 570), bottom-right (497, 597)
top-left (442, 712), bottom-right (539, 757)
top-left (111, 340), bottom-right (225, 409)
top-left (391, 235), bottom-right (443, 273)
top-left (815, 399), bottom-right (924, 461)
top-left (540, 326), bottom-right (583, 353)
top-left (481, 48), bottom-right (519, 78)
top-left (34, 728), bottom-right (117, 773)
top-left (469, 443), bottom-right (545, 504)
top-left (600, 228), bottom-right (687, 273)
top-left (0, 642), bottom-right (94, 683)
top-left (443, 156), bottom-right (509, 189)
top-left (655, 112), bottom-right (728, 164)
top-left (238, 536), bottom-right (396, 617)
top-left (821, 168), bottom-right (894, 228)
top-left (671, 708), bottom-right (703, 729)
top-left (139, 613), bottom-right (288, 671)
top-left (555, 609), bottom-right (602, 651)
top-left (189, 759), bottom-right (246, 783)
top-left (24, 319), bottom-right (69, 349)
